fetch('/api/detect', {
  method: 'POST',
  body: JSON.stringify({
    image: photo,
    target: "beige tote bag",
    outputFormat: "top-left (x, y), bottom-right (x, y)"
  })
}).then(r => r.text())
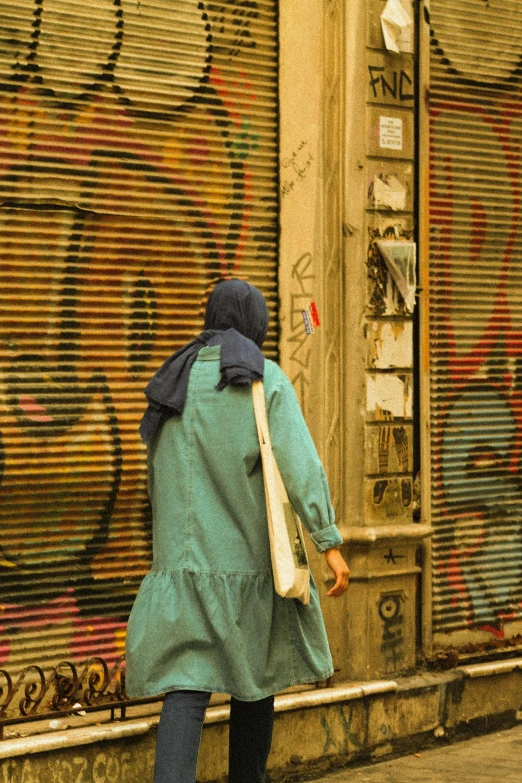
top-left (252, 380), bottom-right (311, 605)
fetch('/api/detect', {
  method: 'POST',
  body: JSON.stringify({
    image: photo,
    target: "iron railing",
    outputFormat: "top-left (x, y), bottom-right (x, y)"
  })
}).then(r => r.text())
top-left (0, 655), bottom-right (160, 739)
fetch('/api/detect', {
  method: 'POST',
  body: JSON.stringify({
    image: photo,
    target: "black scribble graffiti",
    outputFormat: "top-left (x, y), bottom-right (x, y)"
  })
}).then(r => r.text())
top-left (291, 250), bottom-right (314, 294)
top-left (208, 0), bottom-right (259, 58)
top-left (252, 196), bottom-right (278, 285)
top-left (2, 209), bottom-right (123, 603)
top-left (0, 0), bottom-right (277, 669)
top-left (401, 478), bottom-right (412, 507)
top-left (288, 252), bottom-right (315, 403)
top-left (127, 272), bottom-right (157, 379)
top-left (2, 0), bottom-right (124, 109)
top-left (430, 6), bottom-right (522, 90)
top-left (384, 548), bottom-right (406, 565)
top-left (378, 593), bottom-right (405, 671)
top-left (373, 479), bottom-right (388, 505)
top-left (321, 703), bottom-right (363, 756)
top-left (368, 66), bottom-right (414, 102)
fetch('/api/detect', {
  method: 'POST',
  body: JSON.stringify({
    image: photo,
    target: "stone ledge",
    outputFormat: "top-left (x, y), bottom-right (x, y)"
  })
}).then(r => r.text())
top-left (0, 681), bottom-right (398, 759)
top-left (339, 524), bottom-right (431, 543)
top-left (2, 668), bottom-right (522, 782)
top-left (0, 719), bottom-right (157, 760)
top-left (458, 657), bottom-right (522, 678)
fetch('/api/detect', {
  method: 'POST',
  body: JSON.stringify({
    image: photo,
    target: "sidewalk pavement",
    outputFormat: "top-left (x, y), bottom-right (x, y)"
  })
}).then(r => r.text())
top-left (309, 723), bottom-right (522, 783)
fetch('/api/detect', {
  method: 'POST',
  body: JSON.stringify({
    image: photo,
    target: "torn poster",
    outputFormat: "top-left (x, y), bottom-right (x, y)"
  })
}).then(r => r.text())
top-left (371, 174), bottom-right (407, 211)
top-left (380, 0), bottom-right (412, 54)
top-left (376, 240), bottom-right (416, 312)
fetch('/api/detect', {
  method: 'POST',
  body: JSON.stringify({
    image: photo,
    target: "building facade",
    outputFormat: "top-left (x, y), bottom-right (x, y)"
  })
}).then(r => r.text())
top-left (2, 0), bottom-right (522, 776)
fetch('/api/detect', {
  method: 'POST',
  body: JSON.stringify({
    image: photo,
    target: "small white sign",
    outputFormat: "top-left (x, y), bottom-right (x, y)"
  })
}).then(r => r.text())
top-left (380, 116), bottom-right (403, 150)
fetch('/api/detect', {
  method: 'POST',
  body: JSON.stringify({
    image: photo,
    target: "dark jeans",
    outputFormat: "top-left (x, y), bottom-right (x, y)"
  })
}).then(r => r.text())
top-left (154, 690), bottom-right (275, 783)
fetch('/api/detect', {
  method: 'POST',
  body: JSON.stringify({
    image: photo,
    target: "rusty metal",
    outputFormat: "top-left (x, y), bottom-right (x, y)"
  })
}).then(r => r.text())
top-left (0, 655), bottom-right (157, 740)
top-left (425, 635), bottom-right (522, 671)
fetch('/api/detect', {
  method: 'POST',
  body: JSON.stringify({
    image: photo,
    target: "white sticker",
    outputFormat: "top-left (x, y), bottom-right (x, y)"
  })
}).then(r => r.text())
top-left (379, 116), bottom-right (403, 150)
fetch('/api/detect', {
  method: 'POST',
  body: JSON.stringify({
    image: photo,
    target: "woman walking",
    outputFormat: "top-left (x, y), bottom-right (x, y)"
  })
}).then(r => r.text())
top-left (125, 279), bottom-right (349, 783)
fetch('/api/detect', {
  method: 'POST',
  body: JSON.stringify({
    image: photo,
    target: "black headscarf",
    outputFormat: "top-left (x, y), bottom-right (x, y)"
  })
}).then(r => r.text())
top-left (139, 279), bottom-right (269, 443)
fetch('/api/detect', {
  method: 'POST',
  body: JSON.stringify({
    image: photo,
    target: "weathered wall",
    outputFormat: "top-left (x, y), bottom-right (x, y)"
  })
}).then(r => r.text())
top-left (278, 0), bottom-right (431, 683)
top-left (278, 0), bottom-right (347, 675)
top-left (278, 0), bottom-right (425, 687)
top-left (278, 0), bottom-right (345, 518)
top-left (362, 2), bottom-right (416, 542)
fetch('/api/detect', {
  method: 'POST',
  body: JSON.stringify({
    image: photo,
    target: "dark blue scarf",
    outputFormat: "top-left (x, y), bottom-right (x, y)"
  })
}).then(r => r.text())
top-left (140, 280), bottom-right (269, 443)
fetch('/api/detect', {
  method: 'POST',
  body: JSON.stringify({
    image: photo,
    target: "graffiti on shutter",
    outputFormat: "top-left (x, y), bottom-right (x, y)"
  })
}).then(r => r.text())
top-left (0, 0), bottom-right (278, 671)
top-left (429, 1), bottom-right (522, 645)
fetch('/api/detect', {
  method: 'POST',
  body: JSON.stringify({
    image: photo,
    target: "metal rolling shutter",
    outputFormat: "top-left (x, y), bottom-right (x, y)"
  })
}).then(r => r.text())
top-left (429, 1), bottom-right (522, 646)
top-left (0, 0), bottom-right (278, 674)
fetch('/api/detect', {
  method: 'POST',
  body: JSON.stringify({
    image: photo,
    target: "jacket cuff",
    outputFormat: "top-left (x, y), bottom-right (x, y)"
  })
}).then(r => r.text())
top-left (310, 524), bottom-right (344, 553)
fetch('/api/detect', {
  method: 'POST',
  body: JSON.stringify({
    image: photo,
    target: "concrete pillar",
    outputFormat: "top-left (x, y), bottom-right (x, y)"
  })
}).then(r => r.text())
top-left (279, 0), bottom-right (430, 682)
top-left (338, 0), bottom-right (430, 681)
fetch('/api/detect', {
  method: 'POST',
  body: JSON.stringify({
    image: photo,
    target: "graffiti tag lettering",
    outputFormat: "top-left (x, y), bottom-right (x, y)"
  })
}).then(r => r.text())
top-left (368, 66), bottom-right (414, 102)
top-left (287, 252), bottom-right (315, 405)
top-left (280, 139), bottom-right (314, 199)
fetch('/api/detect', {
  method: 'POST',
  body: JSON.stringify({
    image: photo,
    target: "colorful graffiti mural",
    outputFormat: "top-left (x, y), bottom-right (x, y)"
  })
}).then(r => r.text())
top-left (0, 0), bottom-right (278, 671)
top-left (429, 2), bottom-right (522, 640)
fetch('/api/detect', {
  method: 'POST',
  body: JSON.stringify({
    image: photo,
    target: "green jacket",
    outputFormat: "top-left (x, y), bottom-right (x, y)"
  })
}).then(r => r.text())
top-left (125, 346), bottom-right (343, 701)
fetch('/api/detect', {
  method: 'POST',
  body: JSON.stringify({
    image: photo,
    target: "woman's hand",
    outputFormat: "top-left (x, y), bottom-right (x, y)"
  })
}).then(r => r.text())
top-left (324, 548), bottom-right (350, 597)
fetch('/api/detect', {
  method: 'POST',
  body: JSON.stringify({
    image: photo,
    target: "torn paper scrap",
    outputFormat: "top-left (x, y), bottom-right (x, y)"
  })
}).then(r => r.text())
top-left (376, 240), bottom-right (416, 312)
top-left (372, 174), bottom-right (407, 211)
top-left (381, 0), bottom-right (412, 54)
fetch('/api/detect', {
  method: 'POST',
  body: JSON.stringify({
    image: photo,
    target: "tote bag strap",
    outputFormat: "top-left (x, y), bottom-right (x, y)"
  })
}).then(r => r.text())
top-left (251, 379), bottom-right (311, 605)
top-left (252, 379), bottom-right (271, 450)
